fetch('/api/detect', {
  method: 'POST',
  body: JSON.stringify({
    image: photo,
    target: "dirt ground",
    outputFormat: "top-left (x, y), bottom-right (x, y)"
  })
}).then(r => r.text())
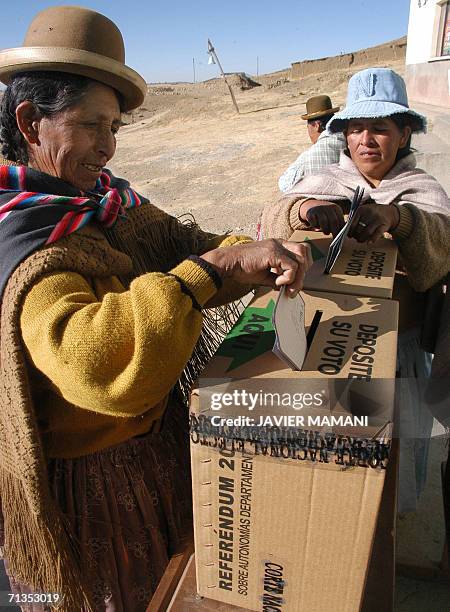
top-left (109, 59), bottom-right (405, 238)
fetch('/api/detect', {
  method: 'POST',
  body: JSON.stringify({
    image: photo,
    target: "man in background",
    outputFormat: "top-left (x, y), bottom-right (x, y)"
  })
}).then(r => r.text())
top-left (278, 95), bottom-right (346, 192)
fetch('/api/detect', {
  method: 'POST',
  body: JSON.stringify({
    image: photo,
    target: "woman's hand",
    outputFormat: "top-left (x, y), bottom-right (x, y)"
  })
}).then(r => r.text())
top-left (348, 203), bottom-right (400, 244)
top-left (201, 239), bottom-right (312, 297)
top-left (299, 199), bottom-right (345, 236)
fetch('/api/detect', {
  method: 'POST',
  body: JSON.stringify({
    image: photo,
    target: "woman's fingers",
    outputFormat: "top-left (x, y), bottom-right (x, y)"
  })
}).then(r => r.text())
top-left (322, 207), bottom-right (343, 236)
top-left (330, 207), bottom-right (345, 236)
top-left (249, 239), bottom-right (310, 292)
top-left (282, 241), bottom-right (312, 268)
top-left (200, 239), bottom-right (312, 295)
top-left (350, 215), bottom-right (385, 243)
top-left (306, 210), bottom-right (319, 230)
top-left (303, 242), bottom-right (313, 268)
top-left (274, 264), bottom-right (305, 296)
top-left (349, 204), bottom-right (396, 243)
top-left (336, 208), bottom-right (346, 233)
top-left (306, 204), bottom-right (345, 236)
top-left (351, 215), bottom-right (378, 242)
top-left (347, 213), bottom-right (360, 239)
top-left (319, 209), bottom-right (331, 235)
top-left (276, 241), bottom-right (311, 295)
top-left (348, 207), bottom-right (369, 238)
top-left (368, 224), bottom-right (388, 244)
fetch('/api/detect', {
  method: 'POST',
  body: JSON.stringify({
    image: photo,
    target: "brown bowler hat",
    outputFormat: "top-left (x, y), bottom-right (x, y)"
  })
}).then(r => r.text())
top-left (301, 95), bottom-right (340, 121)
top-left (0, 6), bottom-right (146, 111)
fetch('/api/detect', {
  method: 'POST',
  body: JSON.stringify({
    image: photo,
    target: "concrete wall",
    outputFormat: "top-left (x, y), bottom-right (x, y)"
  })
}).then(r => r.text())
top-left (406, 60), bottom-right (450, 106)
top-left (406, 0), bottom-right (450, 106)
top-left (291, 38), bottom-right (406, 80)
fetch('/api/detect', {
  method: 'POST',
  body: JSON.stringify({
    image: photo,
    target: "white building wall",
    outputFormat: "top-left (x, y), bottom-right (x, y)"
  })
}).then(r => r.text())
top-left (405, 0), bottom-right (450, 106)
top-left (406, 0), bottom-right (441, 64)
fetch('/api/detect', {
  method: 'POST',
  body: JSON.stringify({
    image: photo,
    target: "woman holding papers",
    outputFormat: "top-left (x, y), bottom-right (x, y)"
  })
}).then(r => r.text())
top-left (261, 68), bottom-right (449, 240)
top-left (262, 67), bottom-right (450, 513)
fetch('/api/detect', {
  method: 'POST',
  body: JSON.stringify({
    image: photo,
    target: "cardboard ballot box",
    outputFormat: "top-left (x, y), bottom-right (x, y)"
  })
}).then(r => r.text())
top-left (190, 287), bottom-right (398, 612)
top-left (290, 229), bottom-right (398, 299)
top-left (166, 479), bottom-right (398, 612)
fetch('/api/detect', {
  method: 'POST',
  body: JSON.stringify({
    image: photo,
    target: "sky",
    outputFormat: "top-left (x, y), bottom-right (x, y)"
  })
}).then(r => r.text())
top-left (2, 1), bottom-right (412, 83)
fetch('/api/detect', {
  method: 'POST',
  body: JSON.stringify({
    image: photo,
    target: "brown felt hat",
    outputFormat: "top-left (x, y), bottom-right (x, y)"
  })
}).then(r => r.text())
top-left (0, 6), bottom-right (147, 111)
top-left (301, 95), bottom-right (340, 121)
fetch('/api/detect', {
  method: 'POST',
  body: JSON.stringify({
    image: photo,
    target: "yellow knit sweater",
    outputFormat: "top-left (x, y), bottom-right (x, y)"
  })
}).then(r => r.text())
top-left (20, 234), bottom-right (251, 459)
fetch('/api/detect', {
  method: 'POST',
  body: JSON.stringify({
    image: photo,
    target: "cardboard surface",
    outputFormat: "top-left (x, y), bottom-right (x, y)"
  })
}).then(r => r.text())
top-left (168, 461), bottom-right (397, 612)
top-left (168, 555), bottom-right (247, 611)
top-left (190, 287), bottom-right (399, 611)
top-left (169, 445), bottom-right (398, 612)
top-left (202, 288), bottom-right (398, 380)
top-left (199, 288), bottom-right (398, 437)
top-left (361, 439), bottom-right (398, 612)
top-left (191, 445), bottom-right (389, 611)
top-left (290, 229), bottom-right (398, 299)
top-left (162, 449), bottom-right (398, 611)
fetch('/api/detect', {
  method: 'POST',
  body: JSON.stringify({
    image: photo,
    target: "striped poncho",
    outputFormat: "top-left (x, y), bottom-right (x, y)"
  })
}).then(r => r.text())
top-left (0, 164), bottom-right (143, 296)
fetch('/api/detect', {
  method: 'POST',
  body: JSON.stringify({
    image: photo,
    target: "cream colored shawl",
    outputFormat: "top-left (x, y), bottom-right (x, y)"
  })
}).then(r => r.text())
top-left (262, 152), bottom-right (450, 239)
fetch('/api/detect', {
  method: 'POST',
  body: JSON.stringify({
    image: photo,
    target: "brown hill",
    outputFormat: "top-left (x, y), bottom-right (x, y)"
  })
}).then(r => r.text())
top-left (110, 37), bottom-right (407, 236)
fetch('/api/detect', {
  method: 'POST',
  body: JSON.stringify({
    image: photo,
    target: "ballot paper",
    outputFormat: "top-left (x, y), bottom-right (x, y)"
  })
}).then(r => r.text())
top-left (324, 186), bottom-right (364, 274)
top-left (272, 287), bottom-right (307, 370)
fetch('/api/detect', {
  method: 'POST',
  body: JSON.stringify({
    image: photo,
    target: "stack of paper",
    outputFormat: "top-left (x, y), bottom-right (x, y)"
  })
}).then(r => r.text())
top-left (324, 186), bottom-right (364, 274)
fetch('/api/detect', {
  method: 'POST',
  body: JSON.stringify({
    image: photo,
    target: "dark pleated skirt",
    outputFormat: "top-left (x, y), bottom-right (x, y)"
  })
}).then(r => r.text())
top-left (6, 398), bottom-right (192, 612)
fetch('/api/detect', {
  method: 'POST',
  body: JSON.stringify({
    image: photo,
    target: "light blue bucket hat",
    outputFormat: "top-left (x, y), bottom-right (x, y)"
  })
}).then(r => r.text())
top-left (327, 68), bottom-right (427, 134)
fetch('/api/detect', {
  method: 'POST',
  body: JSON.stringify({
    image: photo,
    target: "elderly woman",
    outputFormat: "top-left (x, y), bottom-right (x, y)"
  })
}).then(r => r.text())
top-left (0, 7), bottom-right (311, 612)
top-left (262, 67), bottom-right (450, 513)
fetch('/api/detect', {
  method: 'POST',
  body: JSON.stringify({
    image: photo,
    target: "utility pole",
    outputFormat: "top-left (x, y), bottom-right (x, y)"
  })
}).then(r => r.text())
top-left (207, 38), bottom-right (239, 114)
top-left (192, 57), bottom-right (196, 84)
top-left (256, 56), bottom-right (259, 77)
